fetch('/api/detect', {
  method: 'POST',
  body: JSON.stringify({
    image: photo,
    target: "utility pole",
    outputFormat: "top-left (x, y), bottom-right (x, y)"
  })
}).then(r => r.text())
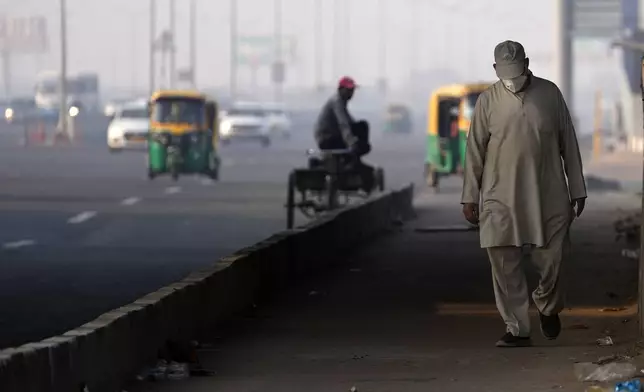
top-left (273, 0), bottom-right (283, 102)
top-left (314, 0), bottom-right (323, 91)
top-left (2, 50), bottom-right (10, 98)
top-left (554, 0), bottom-right (573, 117)
top-left (409, 0), bottom-right (418, 101)
top-left (189, 0), bottom-right (197, 88)
top-left (592, 90), bottom-right (603, 159)
top-left (169, 0), bottom-right (176, 88)
top-left (332, 0), bottom-right (339, 80)
top-left (59, 0), bottom-right (68, 138)
top-left (344, 0), bottom-right (350, 75)
top-left (377, 0), bottom-right (386, 96)
top-left (230, 0), bottom-right (238, 100)
top-left (131, 18), bottom-right (138, 93)
top-left (149, 0), bottom-right (156, 95)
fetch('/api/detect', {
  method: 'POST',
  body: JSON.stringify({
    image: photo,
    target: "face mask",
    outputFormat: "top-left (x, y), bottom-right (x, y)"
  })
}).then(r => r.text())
top-left (502, 74), bottom-right (528, 93)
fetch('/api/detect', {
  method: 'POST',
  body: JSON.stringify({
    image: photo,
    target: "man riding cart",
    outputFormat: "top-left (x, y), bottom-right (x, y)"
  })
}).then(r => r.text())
top-left (312, 76), bottom-right (374, 188)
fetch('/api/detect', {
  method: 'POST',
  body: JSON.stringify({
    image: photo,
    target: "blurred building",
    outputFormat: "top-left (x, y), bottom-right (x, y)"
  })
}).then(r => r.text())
top-left (611, 0), bottom-right (644, 151)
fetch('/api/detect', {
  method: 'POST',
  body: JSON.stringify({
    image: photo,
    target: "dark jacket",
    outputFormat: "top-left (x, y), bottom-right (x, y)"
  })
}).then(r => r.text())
top-left (314, 93), bottom-right (358, 147)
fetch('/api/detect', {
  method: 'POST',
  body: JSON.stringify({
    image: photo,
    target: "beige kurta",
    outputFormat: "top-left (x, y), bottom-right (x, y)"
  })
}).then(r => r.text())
top-left (461, 76), bottom-right (586, 248)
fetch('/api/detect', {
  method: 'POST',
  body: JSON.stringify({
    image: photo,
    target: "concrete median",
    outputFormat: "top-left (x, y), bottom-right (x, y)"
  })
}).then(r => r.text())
top-left (0, 183), bottom-right (414, 392)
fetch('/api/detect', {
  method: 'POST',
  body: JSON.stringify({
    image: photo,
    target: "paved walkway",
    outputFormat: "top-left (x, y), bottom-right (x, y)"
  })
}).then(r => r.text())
top-left (128, 186), bottom-right (641, 392)
top-left (584, 152), bottom-right (642, 191)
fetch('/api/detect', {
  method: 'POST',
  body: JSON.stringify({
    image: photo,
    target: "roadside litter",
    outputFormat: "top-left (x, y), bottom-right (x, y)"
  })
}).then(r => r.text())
top-left (575, 360), bottom-right (637, 383)
top-left (135, 340), bottom-right (215, 383)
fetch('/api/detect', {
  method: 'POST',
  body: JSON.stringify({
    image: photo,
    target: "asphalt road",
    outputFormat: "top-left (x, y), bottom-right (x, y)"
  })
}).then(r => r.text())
top-left (0, 115), bottom-right (427, 349)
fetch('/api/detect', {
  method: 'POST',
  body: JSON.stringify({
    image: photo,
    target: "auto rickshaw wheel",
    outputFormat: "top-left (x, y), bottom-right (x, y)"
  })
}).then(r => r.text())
top-left (424, 163), bottom-right (439, 188)
top-left (147, 168), bottom-right (156, 180)
top-left (286, 171), bottom-right (296, 229)
top-left (207, 152), bottom-right (220, 181)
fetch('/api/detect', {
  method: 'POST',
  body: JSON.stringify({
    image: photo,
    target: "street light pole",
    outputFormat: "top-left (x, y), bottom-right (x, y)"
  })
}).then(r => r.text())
top-left (149, 0), bottom-right (156, 95)
top-left (332, 0), bottom-right (339, 79)
top-left (409, 0), bottom-right (419, 101)
top-left (230, 0), bottom-right (238, 100)
top-left (344, 0), bottom-right (350, 75)
top-left (190, 0), bottom-right (197, 88)
top-left (377, 0), bottom-right (386, 96)
top-left (169, 0), bottom-right (176, 88)
top-left (273, 0), bottom-right (283, 102)
top-left (314, 0), bottom-right (323, 91)
top-left (59, 0), bottom-right (68, 138)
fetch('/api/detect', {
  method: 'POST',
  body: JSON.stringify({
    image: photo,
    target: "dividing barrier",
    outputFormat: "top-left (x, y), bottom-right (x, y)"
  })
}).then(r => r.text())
top-left (0, 184), bottom-right (414, 392)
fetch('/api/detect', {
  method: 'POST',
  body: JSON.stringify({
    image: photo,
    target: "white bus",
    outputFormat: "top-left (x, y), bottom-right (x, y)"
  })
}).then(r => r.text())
top-left (34, 72), bottom-right (101, 113)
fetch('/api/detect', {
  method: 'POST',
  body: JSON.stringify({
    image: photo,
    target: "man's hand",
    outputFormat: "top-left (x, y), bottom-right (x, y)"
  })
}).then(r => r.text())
top-left (462, 203), bottom-right (479, 225)
top-left (571, 197), bottom-right (586, 218)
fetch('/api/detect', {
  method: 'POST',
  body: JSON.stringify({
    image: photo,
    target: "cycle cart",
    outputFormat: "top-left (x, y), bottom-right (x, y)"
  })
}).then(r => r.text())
top-left (285, 148), bottom-right (385, 229)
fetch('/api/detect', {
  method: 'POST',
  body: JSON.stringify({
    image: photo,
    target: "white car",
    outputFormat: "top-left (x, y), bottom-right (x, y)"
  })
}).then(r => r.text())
top-left (219, 102), bottom-right (292, 147)
top-left (107, 102), bottom-right (149, 152)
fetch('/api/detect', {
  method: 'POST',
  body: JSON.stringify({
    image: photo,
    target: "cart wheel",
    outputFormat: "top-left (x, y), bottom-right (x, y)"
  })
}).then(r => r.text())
top-left (286, 171), bottom-right (296, 229)
top-left (376, 168), bottom-right (385, 191)
top-left (326, 174), bottom-right (338, 210)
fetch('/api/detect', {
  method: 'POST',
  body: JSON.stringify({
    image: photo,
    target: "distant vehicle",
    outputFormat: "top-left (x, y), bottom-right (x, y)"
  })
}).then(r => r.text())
top-left (4, 97), bottom-right (57, 125)
top-left (603, 133), bottom-right (628, 153)
top-left (383, 104), bottom-right (413, 134)
top-left (34, 71), bottom-right (101, 114)
top-left (219, 102), bottom-right (292, 147)
top-left (106, 101), bottom-right (149, 152)
top-left (103, 97), bottom-right (147, 118)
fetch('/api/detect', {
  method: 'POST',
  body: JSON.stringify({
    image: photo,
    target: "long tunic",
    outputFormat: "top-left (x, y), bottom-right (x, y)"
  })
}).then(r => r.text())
top-left (461, 76), bottom-right (587, 248)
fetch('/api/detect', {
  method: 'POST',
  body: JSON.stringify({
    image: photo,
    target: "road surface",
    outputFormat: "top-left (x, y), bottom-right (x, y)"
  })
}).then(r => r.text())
top-left (0, 115), bottom-right (426, 349)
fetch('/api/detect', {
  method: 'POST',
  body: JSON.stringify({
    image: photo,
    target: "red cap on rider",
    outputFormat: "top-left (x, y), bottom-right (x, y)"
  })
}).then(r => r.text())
top-left (338, 76), bottom-right (357, 89)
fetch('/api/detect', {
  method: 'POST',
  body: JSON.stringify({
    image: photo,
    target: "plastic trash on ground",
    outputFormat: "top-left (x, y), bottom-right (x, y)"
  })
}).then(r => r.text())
top-left (574, 361), bottom-right (638, 383)
top-left (166, 361), bottom-right (190, 380)
top-left (597, 336), bottom-right (615, 346)
top-left (615, 379), bottom-right (642, 391)
top-left (585, 386), bottom-right (611, 392)
top-left (136, 360), bottom-right (190, 382)
top-left (621, 248), bottom-right (640, 259)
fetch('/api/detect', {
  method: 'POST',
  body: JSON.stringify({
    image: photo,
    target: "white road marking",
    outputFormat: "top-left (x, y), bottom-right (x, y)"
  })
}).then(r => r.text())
top-left (164, 186), bottom-right (181, 194)
top-left (121, 197), bottom-right (141, 206)
top-left (68, 211), bottom-right (97, 224)
top-left (2, 239), bottom-right (36, 249)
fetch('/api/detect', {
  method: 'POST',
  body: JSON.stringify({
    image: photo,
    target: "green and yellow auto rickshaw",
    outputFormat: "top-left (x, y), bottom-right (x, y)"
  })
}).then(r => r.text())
top-left (383, 104), bottom-right (412, 134)
top-left (424, 83), bottom-right (491, 188)
top-left (147, 90), bottom-right (221, 181)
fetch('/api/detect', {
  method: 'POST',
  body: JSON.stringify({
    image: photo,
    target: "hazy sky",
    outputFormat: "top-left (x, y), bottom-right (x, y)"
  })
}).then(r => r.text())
top-left (2, 0), bottom-right (624, 111)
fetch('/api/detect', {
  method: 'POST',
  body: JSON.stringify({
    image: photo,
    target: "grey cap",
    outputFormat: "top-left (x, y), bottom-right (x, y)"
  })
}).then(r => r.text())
top-left (494, 40), bottom-right (526, 79)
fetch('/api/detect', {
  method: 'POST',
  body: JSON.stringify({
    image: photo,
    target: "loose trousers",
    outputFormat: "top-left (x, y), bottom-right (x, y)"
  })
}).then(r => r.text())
top-left (486, 224), bottom-right (570, 337)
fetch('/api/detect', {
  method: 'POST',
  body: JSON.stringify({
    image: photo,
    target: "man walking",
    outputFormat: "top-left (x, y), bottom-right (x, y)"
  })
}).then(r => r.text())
top-left (461, 40), bottom-right (587, 347)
